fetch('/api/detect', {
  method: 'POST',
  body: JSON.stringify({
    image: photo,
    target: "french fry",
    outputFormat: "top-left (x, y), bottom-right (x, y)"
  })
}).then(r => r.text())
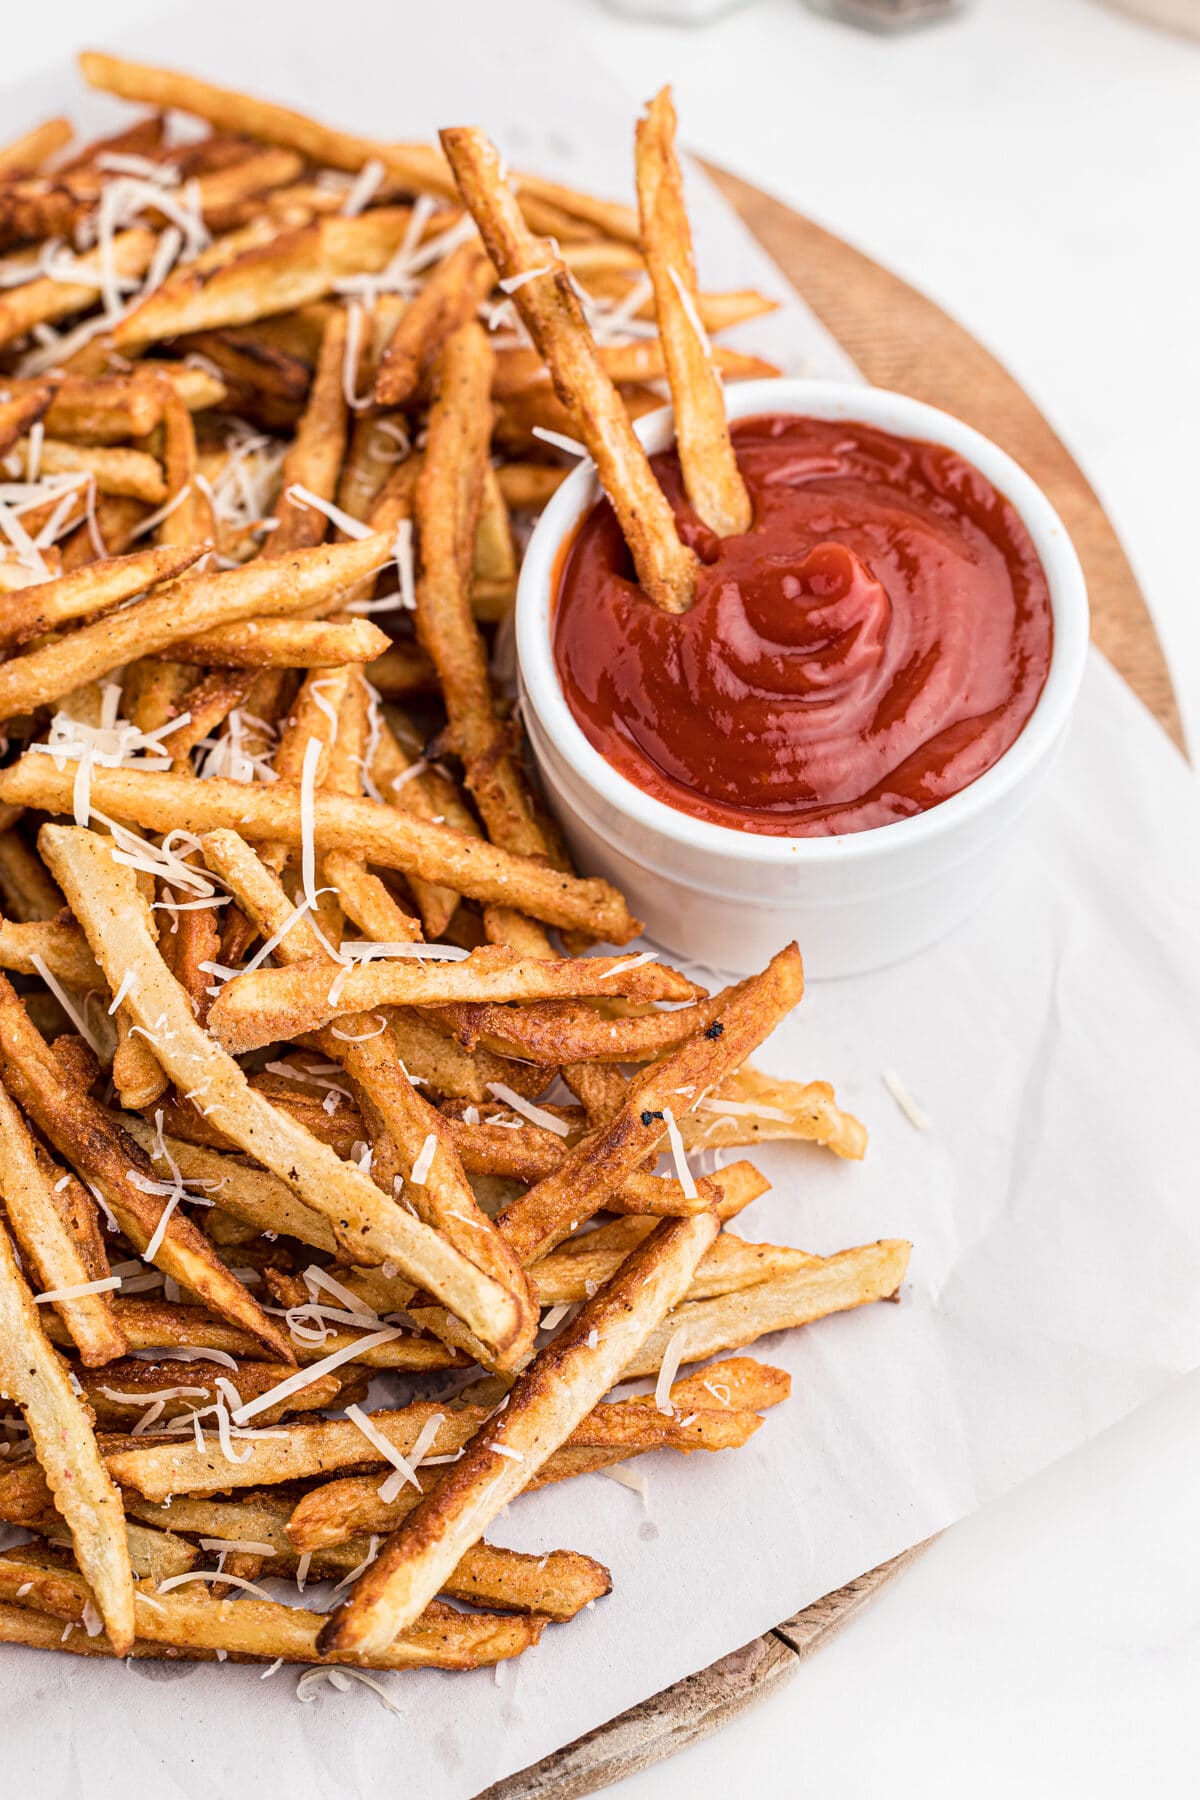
top-left (0, 383), bottom-right (55, 460)
top-left (365, 639), bottom-right (439, 696)
top-left (36, 1300), bottom-right (462, 1374)
top-left (442, 125), bottom-right (697, 613)
top-left (208, 946), bottom-right (701, 1054)
top-left (160, 616), bottom-right (391, 669)
top-left (619, 1239), bottom-right (913, 1379)
top-left (0, 534), bottom-right (391, 721)
top-left (682, 1066), bottom-right (869, 1161)
top-left (532, 1226), bottom-right (814, 1308)
top-left (435, 990), bottom-right (730, 1064)
top-left (0, 973), bottom-right (294, 1364)
top-left (636, 87), bottom-right (750, 537)
top-left (374, 237), bottom-right (492, 407)
top-left (0, 1549), bottom-right (543, 1669)
top-left (0, 760), bottom-right (640, 941)
top-left (0, 116), bottom-right (73, 174)
top-left (0, 544), bottom-right (203, 651)
top-left (0, 1217), bottom-right (134, 1653)
top-left (112, 211), bottom-right (414, 349)
top-left (41, 825), bottom-right (527, 1361)
top-left (267, 305), bottom-right (351, 555)
top-left (0, 916), bottom-right (104, 989)
top-left (0, 228), bottom-right (158, 349)
top-left (495, 461), bottom-right (568, 511)
top-left (495, 943), bottom-right (804, 1264)
top-left (77, 1358), bottom-right (365, 1430)
top-left (491, 339), bottom-right (778, 399)
top-left (318, 1209), bottom-right (718, 1653)
top-left (11, 437), bottom-right (167, 504)
top-left (0, 1078), bottom-right (126, 1366)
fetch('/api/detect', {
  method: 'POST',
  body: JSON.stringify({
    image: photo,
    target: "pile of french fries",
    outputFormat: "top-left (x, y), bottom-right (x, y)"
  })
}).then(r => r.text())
top-left (0, 56), bottom-right (910, 1687)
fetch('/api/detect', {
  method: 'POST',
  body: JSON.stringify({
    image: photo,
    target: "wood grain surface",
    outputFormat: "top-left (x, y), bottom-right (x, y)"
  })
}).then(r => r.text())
top-left (478, 172), bottom-right (1183, 1800)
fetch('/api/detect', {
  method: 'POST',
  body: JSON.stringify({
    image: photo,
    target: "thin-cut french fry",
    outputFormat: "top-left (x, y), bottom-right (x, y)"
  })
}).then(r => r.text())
top-left (0, 228), bottom-right (157, 349)
top-left (208, 946), bottom-right (701, 1054)
top-left (41, 825), bottom-right (526, 1360)
top-left (11, 436), bottom-right (167, 504)
top-left (0, 544), bottom-right (203, 651)
top-left (0, 1078), bottom-right (126, 1366)
top-left (435, 991), bottom-right (729, 1065)
top-left (496, 943), bottom-right (804, 1264)
top-left (0, 384), bottom-right (54, 460)
top-left (112, 211), bottom-right (414, 349)
top-left (636, 87), bottom-right (751, 537)
top-left (495, 462), bottom-right (568, 511)
top-left (318, 1208), bottom-right (718, 1654)
top-left (619, 1239), bottom-right (913, 1379)
top-left (0, 117), bottom-right (72, 174)
top-left (0, 1217), bottom-right (134, 1653)
top-left (533, 1226), bottom-right (814, 1308)
top-left (159, 616), bottom-right (391, 669)
top-left (0, 761), bottom-right (640, 941)
top-left (0, 534), bottom-right (391, 721)
top-left (0, 1550), bottom-right (543, 1669)
top-left (78, 1358), bottom-right (365, 1430)
top-left (0, 973), bottom-right (295, 1364)
top-left (0, 916), bottom-right (103, 989)
top-left (374, 238), bottom-right (492, 407)
top-left (267, 305), bottom-right (350, 556)
top-left (443, 125), bottom-right (697, 614)
top-left (490, 339), bottom-right (778, 399)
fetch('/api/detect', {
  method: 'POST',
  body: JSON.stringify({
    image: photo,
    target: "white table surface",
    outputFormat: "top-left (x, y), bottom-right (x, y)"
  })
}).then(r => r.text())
top-left (3, 3), bottom-right (1199, 1795)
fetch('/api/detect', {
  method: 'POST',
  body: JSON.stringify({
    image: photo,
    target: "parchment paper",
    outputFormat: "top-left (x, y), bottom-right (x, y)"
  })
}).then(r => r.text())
top-left (2, 5), bottom-right (1199, 1796)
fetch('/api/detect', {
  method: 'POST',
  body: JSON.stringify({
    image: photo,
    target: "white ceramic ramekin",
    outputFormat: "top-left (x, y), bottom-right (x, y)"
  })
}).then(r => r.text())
top-left (516, 379), bottom-right (1089, 977)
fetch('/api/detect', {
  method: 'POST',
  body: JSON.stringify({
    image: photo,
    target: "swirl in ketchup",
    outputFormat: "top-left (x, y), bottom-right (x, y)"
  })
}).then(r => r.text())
top-left (552, 415), bottom-right (1054, 836)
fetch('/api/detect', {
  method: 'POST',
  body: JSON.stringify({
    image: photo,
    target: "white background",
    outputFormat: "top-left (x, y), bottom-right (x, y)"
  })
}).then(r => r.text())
top-left (2, 3), bottom-right (1198, 1796)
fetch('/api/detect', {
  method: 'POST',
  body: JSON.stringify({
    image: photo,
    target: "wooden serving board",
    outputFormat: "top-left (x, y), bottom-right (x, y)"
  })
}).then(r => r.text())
top-left (477, 173), bottom-right (1185, 1800)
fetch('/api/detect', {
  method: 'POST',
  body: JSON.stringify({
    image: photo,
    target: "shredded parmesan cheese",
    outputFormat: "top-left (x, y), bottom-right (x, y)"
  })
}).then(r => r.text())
top-left (882, 1069), bottom-right (930, 1131)
top-left (654, 1327), bottom-right (690, 1414)
top-left (409, 1133), bottom-right (437, 1185)
top-left (661, 1107), bottom-right (698, 1200)
top-left (485, 1083), bottom-right (571, 1137)
top-left (231, 1327), bottom-right (402, 1424)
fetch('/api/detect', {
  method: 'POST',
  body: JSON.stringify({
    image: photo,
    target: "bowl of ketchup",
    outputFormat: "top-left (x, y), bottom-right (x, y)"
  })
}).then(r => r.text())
top-left (516, 379), bottom-right (1089, 976)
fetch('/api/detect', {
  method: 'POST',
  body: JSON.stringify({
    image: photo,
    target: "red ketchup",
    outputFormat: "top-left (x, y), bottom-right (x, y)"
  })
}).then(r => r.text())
top-left (552, 415), bottom-right (1054, 836)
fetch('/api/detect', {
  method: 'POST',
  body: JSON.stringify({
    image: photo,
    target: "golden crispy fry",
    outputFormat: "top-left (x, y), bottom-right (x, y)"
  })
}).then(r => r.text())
top-left (443, 126), bottom-right (697, 614)
top-left (0, 973), bottom-right (294, 1363)
top-left (209, 945), bottom-right (700, 1054)
top-left (120, 1115), bottom-right (339, 1255)
top-left (679, 1066), bottom-right (869, 1160)
top-left (35, 1299), bottom-right (462, 1374)
top-left (636, 87), bottom-right (751, 536)
top-left (0, 1079), bottom-right (126, 1366)
top-left (0, 760), bottom-right (639, 940)
top-left (0, 534), bottom-right (390, 721)
top-left (160, 615), bottom-right (390, 669)
top-left (77, 1358), bottom-right (365, 1430)
top-left (496, 943), bottom-right (804, 1264)
top-left (12, 437), bottom-right (167, 504)
top-left (267, 305), bottom-right (351, 555)
top-left (0, 1218), bottom-right (134, 1653)
top-left (494, 461), bottom-right (568, 511)
top-left (491, 339), bottom-right (778, 399)
top-left (0, 544), bottom-right (202, 651)
top-left (374, 238), bottom-right (492, 407)
top-left (318, 1209), bottom-right (718, 1654)
top-left (0, 1549), bottom-right (542, 1669)
top-left (365, 639), bottom-right (438, 695)
top-left (323, 853), bottom-right (422, 943)
top-left (0, 228), bottom-right (157, 349)
top-left (112, 211), bottom-right (413, 349)
top-left (153, 380), bottom-right (215, 550)
top-left (42, 826), bottom-right (526, 1360)
top-left (620, 1239), bottom-right (913, 1379)
top-left (533, 1226), bottom-right (813, 1307)
top-left (0, 116), bottom-right (73, 174)
top-left (0, 916), bottom-right (103, 989)
top-left (0, 383), bottom-right (54, 459)
top-left (366, 704), bottom-right (465, 939)
top-left (436, 990), bottom-right (729, 1064)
